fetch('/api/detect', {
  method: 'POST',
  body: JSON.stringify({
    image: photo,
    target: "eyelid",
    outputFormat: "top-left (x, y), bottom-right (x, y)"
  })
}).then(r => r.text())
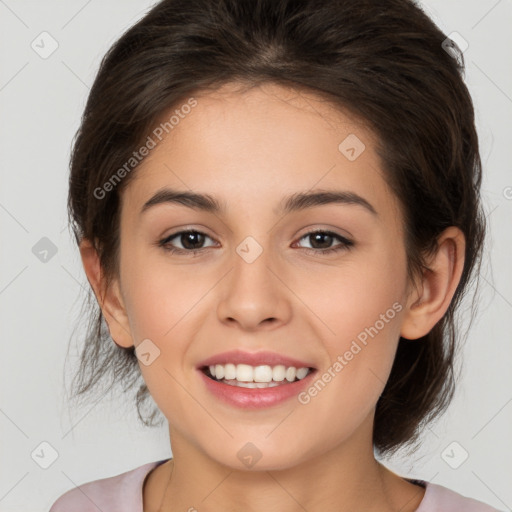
top-left (158, 228), bottom-right (218, 251)
top-left (161, 224), bottom-right (352, 242)
top-left (296, 223), bottom-right (354, 240)
top-left (158, 227), bottom-right (354, 256)
top-left (293, 229), bottom-right (354, 253)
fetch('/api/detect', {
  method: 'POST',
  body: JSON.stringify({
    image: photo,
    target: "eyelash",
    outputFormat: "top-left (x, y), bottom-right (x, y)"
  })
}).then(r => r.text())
top-left (157, 229), bottom-right (354, 256)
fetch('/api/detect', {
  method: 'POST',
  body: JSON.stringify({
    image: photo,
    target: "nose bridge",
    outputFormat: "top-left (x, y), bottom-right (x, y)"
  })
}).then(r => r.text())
top-left (216, 233), bottom-right (291, 328)
top-left (230, 233), bottom-right (275, 295)
top-left (235, 234), bottom-right (266, 266)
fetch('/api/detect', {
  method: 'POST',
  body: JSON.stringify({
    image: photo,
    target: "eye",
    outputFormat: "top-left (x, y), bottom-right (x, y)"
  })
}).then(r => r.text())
top-left (294, 229), bottom-right (354, 255)
top-left (157, 228), bottom-right (354, 256)
top-left (158, 230), bottom-right (217, 255)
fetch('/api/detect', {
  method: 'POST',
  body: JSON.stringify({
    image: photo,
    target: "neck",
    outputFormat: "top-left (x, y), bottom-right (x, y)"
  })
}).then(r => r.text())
top-left (147, 421), bottom-right (425, 512)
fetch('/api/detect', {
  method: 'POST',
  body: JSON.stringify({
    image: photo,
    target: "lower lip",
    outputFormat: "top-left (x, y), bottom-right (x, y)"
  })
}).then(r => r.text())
top-left (197, 369), bottom-right (317, 409)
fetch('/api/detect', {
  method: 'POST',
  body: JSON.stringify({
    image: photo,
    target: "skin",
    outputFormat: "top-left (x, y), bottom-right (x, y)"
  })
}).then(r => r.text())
top-left (80, 81), bottom-right (465, 512)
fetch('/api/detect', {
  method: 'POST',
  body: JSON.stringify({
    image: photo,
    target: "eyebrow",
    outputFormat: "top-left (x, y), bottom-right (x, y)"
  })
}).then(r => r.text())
top-left (139, 187), bottom-right (378, 217)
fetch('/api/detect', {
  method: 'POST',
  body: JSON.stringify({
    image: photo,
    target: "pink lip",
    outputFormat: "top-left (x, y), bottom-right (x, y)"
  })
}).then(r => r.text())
top-left (197, 367), bottom-right (317, 409)
top-left (196, 349), bottom-right (315, 370)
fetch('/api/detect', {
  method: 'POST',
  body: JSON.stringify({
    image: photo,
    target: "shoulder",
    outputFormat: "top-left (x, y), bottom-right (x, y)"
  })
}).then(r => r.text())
top-left (417, 480), bottom-right (504, 512)
top-left (48, 459), bottom-right (170, 512)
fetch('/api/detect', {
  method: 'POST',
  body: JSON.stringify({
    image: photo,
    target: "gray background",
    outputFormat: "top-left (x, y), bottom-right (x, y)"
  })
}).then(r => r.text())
top-left (0, 0), bottom-right (511, 510)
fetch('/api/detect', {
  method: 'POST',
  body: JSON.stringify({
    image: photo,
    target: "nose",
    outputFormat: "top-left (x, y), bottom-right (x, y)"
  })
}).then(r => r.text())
top-left (216, 240), bottom-right (292, 331)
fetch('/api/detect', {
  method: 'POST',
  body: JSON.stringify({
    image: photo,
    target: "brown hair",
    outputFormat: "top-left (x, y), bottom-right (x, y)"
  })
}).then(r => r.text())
top-left (65, 0), bottom-right (485, 457)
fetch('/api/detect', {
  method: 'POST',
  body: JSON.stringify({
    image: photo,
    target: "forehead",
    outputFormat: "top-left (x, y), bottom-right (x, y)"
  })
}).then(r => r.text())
top-left (122, 81), bottom-right (401, 225)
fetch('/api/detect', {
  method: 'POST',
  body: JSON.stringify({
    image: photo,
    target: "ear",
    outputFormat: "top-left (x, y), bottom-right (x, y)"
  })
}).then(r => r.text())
top-left (400, 226), bottom-right (466, 340)
top-left (79, 238), bottom-right (134, 348)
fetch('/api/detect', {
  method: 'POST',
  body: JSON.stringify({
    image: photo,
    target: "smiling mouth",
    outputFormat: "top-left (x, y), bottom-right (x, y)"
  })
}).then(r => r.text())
top-left (200, 365), bottom-right (316, 388)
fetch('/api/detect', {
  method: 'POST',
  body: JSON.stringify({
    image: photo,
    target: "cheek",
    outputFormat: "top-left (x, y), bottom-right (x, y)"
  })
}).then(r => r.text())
top-left (120, 245), bottom-right (210, 343)
top-left (300, 247), bottom-right (406, 403)
top-left (304, 250), bottom-right (405, 340)
top-left (119, 260), bottom-right (204, 414)
top-left (119, 252), bottom-right (218, 400)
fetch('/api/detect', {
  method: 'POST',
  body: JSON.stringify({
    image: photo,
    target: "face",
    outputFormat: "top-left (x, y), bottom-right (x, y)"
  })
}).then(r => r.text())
top-left (114, 82), bottom-right (412, 470)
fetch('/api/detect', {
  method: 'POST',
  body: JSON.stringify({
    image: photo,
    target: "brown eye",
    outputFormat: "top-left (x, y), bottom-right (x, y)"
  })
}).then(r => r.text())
top-left (177, 231), bottom-right (206, 250)
top-left (296, 230), bottom-right (354, 255)
top-left (159, 230), bottom-right (216, 254)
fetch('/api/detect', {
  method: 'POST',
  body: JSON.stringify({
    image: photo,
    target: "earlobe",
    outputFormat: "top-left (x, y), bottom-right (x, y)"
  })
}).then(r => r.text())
top-left (79, 238), bottom-right (134, 348)
top-left (400, 227), bottom-right (465, 340)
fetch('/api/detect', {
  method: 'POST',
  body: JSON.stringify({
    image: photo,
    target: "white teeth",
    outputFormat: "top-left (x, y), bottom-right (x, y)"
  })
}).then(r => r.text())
top-left (206, 363), bottom-right (312, 383)
top-left (236, 364), bottom-right (254, 381)
top-left (214, 364), bottom-right (224, 380)
top-left (296, 367), bottom-right (309, 379)
top-left (272, 365), bottom-right (286, 381)
top-left (224, 363), bottom-right (237, 380)
top-left (253, 365), bottom-right (273, 382)
top-left (223, 380), bottom-right (281, 388)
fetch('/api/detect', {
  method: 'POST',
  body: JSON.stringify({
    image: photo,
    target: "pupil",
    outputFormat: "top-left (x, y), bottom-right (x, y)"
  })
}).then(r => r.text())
top-left (311, 233), bottom-right (332, 249)
top-left (182, 232), bottom-right (204, 249)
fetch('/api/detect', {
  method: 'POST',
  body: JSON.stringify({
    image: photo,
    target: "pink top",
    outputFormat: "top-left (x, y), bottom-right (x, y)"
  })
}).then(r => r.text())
top-left (48, 458), bottom-right (503, 512)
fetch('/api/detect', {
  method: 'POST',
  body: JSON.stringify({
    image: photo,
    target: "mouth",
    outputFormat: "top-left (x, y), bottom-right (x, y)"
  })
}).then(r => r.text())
top-left (199, 364), bottom-right (317, 389)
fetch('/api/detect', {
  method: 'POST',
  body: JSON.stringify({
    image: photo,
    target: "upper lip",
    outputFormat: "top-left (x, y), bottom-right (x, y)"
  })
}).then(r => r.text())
top-left (197, 349), bottom-right (316, 369)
